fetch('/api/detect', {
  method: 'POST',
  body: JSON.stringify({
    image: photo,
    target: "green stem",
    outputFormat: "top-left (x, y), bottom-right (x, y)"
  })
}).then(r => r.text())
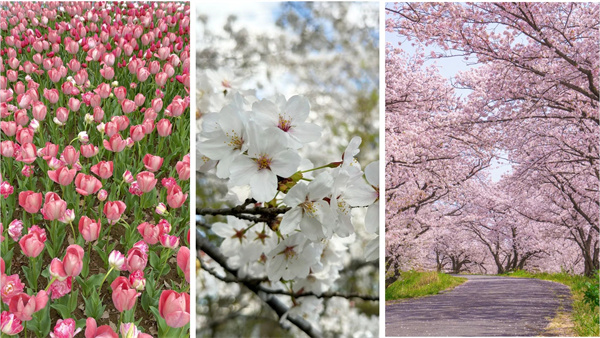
top-left (163, 327), bottom-right (170, 337)
top-left (70, 221), bottom-right (76, 240)
top-left (97, 267), bottom-right (114, 293)
top-left (300, 164), bottom-right (333, 173)
top-left (30, 256), bottom-right (38, 290)
top-left (45, 276), bottom-right (58, 292)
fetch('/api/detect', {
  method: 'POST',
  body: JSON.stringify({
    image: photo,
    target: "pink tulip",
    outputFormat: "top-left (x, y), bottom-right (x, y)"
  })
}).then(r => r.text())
top-left (90, 161), bottom-right (114, 179)
top-left (110, 277), bottom-right (140, 312)
top-left (1, 273), bottom-right (25, 304)
top-left (0, 141), bottom-right (14, 158)
top-left (39, 142), bottom-right (59, 160)
top-left (103, 134), bottom-right (127, 152)
top-left (97, 189), bottom-right (108, 201)
top-left (19, 226), bottom-right (47, 258)
top-left (62, 244), bottom-right (84, 277)
top-left (75, 174), bottom-right (102, 196)
top-left (113, 115), bottom-right (130, 131)
top-left (1, 311), bottom-right (23, 336)
top-left (136, 171), bottom-right (157, 193)
top-left (158, 290), bottom-right (190, 328)
top-left (129, 125), bottom-right (145, 142)
top-left (14, 109), bottom-right (29, 126)
top-left (84, 317), bottom-right (118, 338)
top-left (8, 290), bottom-right (48, 321)
top-left (121, 99), bottom-right (136, 114)
top-left (16, 143), bottom-right (37, 163)
top-left (165, 97), bottom-right (186, 117)
top-left (31, 101), bottom-right (47, 120)
top-left (156, 119), bottom-right (172, 137)
top-left (21, 165), bottom-right (33, 177)
top-left (137, 222), bottom-right (161, 245)
top-left (100, 65), bottom-right (115, 80)
top-left (155, 72), bottom-right (168, 87)
top-left (42, 192), bottom-right (67, 221)
top-left (61, 145), bottom-right (80, 166)
top-left (122, 170), bottom-right (134, 184)
top-left (144, 108), bottom-right (157, 121)
top-left (134, 93), bottom-right (145, 107)
top-left (89, 94), bottom-right (102, 108)
top-left (43, 88), bottom-right (59, 104)
top-left (143, 154), bottom-right (163, 172)
top-left (151, 98), bottom-right (163, 113)
top-left (104, 121), bottom-right (119, 137)
top-left (166, 184), bottom-right (187, 209)
top-left (55, 107), bottom-right (69, 124)
top-left (7, 219), bottom-right (23, 242)
top-left (48, 68), bottom-right (61, 83)
top-left (1, 121), bottom-right (17, 136)
top-left (18, 191), bottom-right (42, 214)
top-left (50, 318), bottom-right (81, 338)
top-left (50, 258), bottom-right (68, 281)
top-left (126, 247), bottom-right (148, 272)
top-left (136, 67), bottom-right (150, 82)
top-left (177, 246), bottom-right (190, 283)
top-left (129, 270), bottom-right (146, 291)
top-left (65, 40), bottom-right (79, 55)
top-left (48, 166), bottom-right (77, 186)
top-left (67, 59), bottom-right (81, 72)
top-left (114, 86), bottom-right (127, 101)
top-left (80, 144), bottom-right (99, 158)
top-left (93, 106), bottom-right (105, 122)
top-left (95, 83), bottom-right (111, 99)
top-left (103, 201), bottom-right (126, 224)
top-left (68, 97), bottom-right (81, 112)
top-left (15, 127), bottom-right (34, 144)
top-left (159, 234), bottom-right (179, 249)
top-left (79, 216), bottom-right (101, 242)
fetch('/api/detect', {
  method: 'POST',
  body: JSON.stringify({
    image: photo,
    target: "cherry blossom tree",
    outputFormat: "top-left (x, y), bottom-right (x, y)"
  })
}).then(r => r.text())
top-left (386, 2), bottom-right (598, 278)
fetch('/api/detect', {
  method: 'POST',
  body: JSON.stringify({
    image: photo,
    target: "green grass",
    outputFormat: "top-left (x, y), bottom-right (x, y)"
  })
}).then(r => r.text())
top-left (502, 270), bottom-right (600, 336)
top-left (385, 270), bottom-right (467, 301)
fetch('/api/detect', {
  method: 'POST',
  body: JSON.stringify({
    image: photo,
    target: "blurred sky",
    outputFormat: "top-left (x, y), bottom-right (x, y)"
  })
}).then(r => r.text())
top-left (385, 5), bottom-right (512, 182)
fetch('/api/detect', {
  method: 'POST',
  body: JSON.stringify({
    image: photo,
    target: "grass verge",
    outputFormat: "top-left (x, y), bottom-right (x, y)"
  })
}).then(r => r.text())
top-left (502, 270), bottom-right (599, 336)
top-left (385, 270), bottom-right (467, 301)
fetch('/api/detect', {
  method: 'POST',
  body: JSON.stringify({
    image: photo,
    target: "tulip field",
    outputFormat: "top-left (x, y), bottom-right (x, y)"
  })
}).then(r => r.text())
top-left (0, 2), bottom-right (191, 337)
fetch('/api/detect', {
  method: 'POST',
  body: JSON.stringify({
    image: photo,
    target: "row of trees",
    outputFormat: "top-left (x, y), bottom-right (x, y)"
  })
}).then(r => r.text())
top-left (386, 2), bottom-right (599, 280)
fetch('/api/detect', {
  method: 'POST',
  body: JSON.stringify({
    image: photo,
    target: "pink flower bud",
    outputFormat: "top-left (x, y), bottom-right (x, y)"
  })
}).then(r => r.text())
top-left (159, 234), bottom-right (179, 249)
top-left (8, 219), bottom-right (23, 242)
top-left (155, 203), bottom-right (167, 215)
top-left (143, 154), bottom-right (163, 172)
top-left (59, 209), bottom-right (75, 224)
top-left (97, 189), bottom-right (108, 201)
top-left (129, 270), bottom-right (146, 291)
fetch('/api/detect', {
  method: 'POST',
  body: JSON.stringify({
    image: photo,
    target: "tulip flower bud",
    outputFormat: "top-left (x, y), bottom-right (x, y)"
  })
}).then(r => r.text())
top-left (97, 189), bottom-right (108, 201)
top-left (155, 203), bottom-right (167, 215)
top-left (78, 131), bottom-right (89, 144)
top-left (108, 250), bottom-right (126, 271)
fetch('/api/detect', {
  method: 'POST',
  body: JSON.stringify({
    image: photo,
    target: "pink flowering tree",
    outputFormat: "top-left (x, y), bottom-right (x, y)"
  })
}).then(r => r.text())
top-left (0, 2), bottom-right (190, 336)
top-left (386, 2), bottom-right (598, 279)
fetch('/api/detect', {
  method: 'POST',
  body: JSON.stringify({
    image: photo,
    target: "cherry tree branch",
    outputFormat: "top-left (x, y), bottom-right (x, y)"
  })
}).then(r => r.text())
top-left (196, 232), bottom-right (323, 338)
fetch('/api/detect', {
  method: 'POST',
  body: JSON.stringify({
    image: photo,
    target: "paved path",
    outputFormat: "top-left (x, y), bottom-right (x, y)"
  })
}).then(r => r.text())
top-left (385, 275), bottom-right (572, 336)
